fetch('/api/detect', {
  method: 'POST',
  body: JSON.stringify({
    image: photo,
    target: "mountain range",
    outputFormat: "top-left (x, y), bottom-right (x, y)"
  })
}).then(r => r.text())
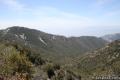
top-left (102, 33), bottom-right (120, 42)
top-left (0, 26), bottom-right (108, 62)
top-left (0, 26), bottom-right (120, 80)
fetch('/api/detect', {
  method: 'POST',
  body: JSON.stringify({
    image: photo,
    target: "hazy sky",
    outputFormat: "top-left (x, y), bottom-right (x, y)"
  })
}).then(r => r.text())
top-left (0, 0), bottom-right (120, 36)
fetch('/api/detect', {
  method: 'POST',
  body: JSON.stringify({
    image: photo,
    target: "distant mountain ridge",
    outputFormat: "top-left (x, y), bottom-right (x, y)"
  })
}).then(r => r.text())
top-left (0, 26), bottom-right (107, 62)
top-left (102, 33), bottom-right (120, 42)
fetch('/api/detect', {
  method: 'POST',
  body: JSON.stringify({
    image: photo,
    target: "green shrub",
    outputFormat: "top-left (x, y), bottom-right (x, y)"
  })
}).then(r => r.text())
top-left (0, 47), bottom-right (34, 80)
top-left (27, 52), bottom-right (45, 65)
top-left (43, 63), bottom-right (55, 79)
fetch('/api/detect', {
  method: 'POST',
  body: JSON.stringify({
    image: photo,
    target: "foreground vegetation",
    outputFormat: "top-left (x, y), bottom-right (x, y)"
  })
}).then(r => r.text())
top-left (0, 42), bottom-right (80, 80)
top-left (0, 40), bottom-right (120, 80)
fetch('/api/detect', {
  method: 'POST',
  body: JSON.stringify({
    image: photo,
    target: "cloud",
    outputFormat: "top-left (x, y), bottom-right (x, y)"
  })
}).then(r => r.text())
top-left (105, 11), bottom-right (120, 16)
top-left (93, 0), bottom-right (114, 9)
top-left (25, 6), bottom-right (95, 27)
top-left (1, 6), bottom-right (119, 30)
top-left (96, 0), bottom-right (111, 6)
top-left (0, 4), bottom-right (119, 36)
top-left (0, 0), bottom-right (24, 10)
top-left (0, 6), bottom-right (97, 36)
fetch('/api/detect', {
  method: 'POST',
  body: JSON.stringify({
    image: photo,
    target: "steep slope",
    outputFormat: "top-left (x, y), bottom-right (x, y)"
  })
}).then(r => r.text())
top-left (0, 42), bottom-right (81, 80)
top-left (102, 33), bottom-right (120, 42)
top-left (69, 40), bottom-right (120, 80)
top-left (0, 26), bottom-right (107, 63)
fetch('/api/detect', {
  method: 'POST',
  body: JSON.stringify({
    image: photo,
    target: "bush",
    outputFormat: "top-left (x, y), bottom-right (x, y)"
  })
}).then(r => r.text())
top-left (0, 48), bottom-right (34, 80)
top-left (53, 64), bottom-right (61, 70)
top-left (57, 70), bottom-right (65, 80)
top-left (67, 74), bottom-right (74, 80)
top-left (27, 52), bottom-right (45, 65)
top-left (44, 63), bottom-right (55, 79)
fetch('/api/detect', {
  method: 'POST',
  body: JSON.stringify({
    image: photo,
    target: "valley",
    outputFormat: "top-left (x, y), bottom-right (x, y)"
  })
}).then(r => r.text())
top-left (0, 26), bottom-right (120, 80)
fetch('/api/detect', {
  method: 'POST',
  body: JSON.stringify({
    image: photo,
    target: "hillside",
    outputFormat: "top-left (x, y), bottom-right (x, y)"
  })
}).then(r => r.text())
top-left (0, 42), bottom-right (82, 80)
top-left (0, 26), bottom-right (107, 63)
top-left (68, 40), bottom-right (120, 80)
top-left (0, 42), bottom-right (41, 80)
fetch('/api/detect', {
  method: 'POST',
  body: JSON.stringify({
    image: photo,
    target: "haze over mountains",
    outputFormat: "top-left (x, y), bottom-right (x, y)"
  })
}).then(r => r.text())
top-left (102, 33), bottom-right (120, 42)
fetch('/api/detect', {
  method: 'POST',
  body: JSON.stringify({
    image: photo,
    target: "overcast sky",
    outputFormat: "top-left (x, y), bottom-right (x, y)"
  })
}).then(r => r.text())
top-left (0, 0), bottom-right (120, 37)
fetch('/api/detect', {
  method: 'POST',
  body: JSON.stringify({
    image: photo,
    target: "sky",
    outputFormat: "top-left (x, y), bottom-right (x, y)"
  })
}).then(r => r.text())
top-left (0, 0), bottom-right (120, 37)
